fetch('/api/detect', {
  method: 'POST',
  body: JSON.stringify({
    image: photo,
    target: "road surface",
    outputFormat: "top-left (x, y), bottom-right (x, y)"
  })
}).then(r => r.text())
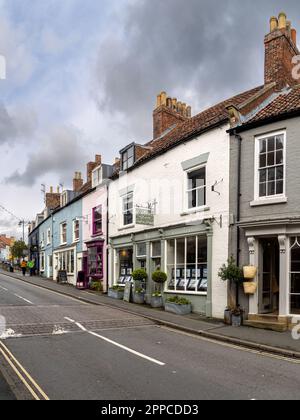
top-left (0, 271), bottom-right (300, 400)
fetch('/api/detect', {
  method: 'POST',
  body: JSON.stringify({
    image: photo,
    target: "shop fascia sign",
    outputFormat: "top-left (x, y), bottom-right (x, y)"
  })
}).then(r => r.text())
top-left (135, 200), bottom-right (157, 226)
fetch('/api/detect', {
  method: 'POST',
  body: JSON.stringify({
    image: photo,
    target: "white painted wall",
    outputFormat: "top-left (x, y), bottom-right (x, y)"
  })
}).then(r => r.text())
top-left (108, 124), bottom-right (231, 318)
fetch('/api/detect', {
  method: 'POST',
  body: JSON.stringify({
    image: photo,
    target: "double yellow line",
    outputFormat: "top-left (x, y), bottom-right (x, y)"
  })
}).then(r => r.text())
top-left (0, 341), bottom-right (49, 400)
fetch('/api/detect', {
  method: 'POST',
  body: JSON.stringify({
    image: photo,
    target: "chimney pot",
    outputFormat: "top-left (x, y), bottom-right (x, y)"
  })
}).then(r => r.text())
top-left (278, 12), bottom-right (287, 30)
top-left (95, 154), bottom-right (102, 165)
top-left (160, 92), bottom-right (167, 106)
top-left (291, 28), bottom-right (297, 45)
top-left (156, 93), bottom-right (162, 108)
top-left (50, 186), bottom-right (53, 194)
top-left (270, 16), bottom-right (278, 32)
top-left (186, 106), bottom-right (192, 118)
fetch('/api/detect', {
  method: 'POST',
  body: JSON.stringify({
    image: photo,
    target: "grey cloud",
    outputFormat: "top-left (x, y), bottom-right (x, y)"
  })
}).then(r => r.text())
top-left (0, 104), bottom-right (37, 145)
top-left (96, 0), bottom-right (300, 142)
top-left (5, 126), bottom-right (89, 187)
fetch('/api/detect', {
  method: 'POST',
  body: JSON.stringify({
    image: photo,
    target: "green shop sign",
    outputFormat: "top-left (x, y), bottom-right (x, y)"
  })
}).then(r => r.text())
top-left (136, 207), bottom-right (154, 226)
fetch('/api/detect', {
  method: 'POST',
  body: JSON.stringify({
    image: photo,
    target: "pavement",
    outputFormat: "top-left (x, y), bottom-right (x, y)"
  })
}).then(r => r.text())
top-left (1, 268), bottom-right (300, 359)
top-left (1, 270), bottom-right (300, 400)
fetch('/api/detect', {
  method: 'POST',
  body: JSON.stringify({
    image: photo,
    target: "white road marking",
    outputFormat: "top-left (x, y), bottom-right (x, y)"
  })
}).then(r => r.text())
top-left (14, 294), bottom-right (33, 305)
top-left (64, 317), bottom-right (75, 323)
top-left (64, 317), bottom-right (165, 366)
top-left (0, 285), bottom-right (8, 291)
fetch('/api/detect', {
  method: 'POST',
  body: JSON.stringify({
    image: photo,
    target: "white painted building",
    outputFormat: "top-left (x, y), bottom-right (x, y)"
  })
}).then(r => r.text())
top-left (107, 90), bottom-right (264, 318)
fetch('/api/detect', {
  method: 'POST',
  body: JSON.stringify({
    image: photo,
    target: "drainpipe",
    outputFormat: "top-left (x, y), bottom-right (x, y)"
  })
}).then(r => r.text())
top-left (105, 183), bottom-right (109, 294)
top-left (234, 130), bottom-right (242, 308)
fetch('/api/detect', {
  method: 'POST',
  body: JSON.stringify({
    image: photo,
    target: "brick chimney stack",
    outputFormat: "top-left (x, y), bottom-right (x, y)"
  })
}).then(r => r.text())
top-left (265, 12), bottom-right (300, 90)
top-left (87, 154), bottom-right (102, 183)
top-left (153, 91), bottom-right (192, 140)
top-left (73, 172), bottom-right (83, 192)
top-left (45, 186), bottom-right (61, 210)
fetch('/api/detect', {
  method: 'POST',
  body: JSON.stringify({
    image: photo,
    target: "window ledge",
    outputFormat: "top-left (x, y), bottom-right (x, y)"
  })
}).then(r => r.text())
top-left (118, 224), bottom-right (135, 232)
top-left (164, 290), bottom-right (208, 297)
top-left (250, 197), bottom-right (288, 207)
top-left (181, 206), bottom-right (210, 216)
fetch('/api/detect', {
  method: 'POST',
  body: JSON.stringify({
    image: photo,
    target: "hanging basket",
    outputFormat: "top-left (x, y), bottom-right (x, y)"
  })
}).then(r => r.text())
top-left (243, 266), bottom-right (257, 280)
top-left (243, 282), bottom-right (257, 295)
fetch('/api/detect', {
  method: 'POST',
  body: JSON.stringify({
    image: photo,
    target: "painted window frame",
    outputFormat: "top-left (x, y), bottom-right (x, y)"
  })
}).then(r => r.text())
top-left (73, 219), bottom-right (80, 243)
top-left (122, 192), bottom-right (134, 227)
top-left (184, 164), bottom-right (207, 212)
top-left (121, 146), bottom-right (135, 171)
top-left (41, 232), bottom-right (45, 249)
top-left (136, 242), bottom-right (147, 258)
top-left (40, 251), bottom-right (45, 272)
top-left (60, 222), bottom-right (67, 245)
top-left (92, 206), bottom-right (103, 235)
top-left (165, 235), bottom-right (208, 296)
top-left (92, 166), bottom-right (102, 188)
top-left (254, 130), bottom-right (287, 202)
top-left (47, 228), bottom-right (51, 245)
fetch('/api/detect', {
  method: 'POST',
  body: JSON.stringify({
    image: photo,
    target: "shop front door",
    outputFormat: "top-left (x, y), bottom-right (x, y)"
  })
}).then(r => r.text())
top-left (259, 238), bottom-right (280, 314)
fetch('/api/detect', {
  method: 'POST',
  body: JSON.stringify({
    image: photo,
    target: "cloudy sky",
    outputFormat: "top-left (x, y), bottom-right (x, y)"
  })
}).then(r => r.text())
top-left (0, 0), bottom-right (299, 238)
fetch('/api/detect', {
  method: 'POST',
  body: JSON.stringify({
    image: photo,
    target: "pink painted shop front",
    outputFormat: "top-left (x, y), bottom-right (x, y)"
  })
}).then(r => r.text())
top-left (82, 185), bottom-right (108, 291)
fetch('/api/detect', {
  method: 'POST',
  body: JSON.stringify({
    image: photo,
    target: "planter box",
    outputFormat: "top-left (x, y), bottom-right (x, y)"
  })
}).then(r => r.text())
top-left (150, 296), bottom-right (164, 308)
top-left (133, 293), bottom-right (145, 305)
top-left (243, 282), bottom-right (257, 295)
top-left (108, 289), bottom-right (124, 300)
top-left (165, 302), bottom-right (192, 315)
top-left (232, 314), bottom-right (243, 327)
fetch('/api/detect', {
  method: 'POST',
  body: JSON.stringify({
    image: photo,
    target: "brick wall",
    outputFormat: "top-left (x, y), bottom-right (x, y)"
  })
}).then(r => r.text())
top-left (265, 28), bottom-right (299, 89)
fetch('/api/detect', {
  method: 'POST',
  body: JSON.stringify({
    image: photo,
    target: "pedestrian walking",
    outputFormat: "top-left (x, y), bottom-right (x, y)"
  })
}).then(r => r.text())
top-left (27, 259), bottom-right (35, 277)
top-left (20, 259), bottom-right (27, 276)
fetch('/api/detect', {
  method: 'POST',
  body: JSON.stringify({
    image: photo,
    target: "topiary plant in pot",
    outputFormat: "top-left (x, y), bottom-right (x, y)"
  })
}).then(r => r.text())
top-left (218, 256), bottom-right (244, 326)
top-left (151, 270), bottom-right (167, 308)
top-left (132, 269), bottom-right (148, 304)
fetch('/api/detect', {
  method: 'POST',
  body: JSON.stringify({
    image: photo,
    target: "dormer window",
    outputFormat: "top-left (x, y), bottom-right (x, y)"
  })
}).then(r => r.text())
top-left (92, 166), bottom-right (102, 188)
top-left (121, 145), bottom-right (135, 171)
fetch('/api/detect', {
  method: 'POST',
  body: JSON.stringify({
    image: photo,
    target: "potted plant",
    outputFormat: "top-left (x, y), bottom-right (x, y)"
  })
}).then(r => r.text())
top-left (151, 270), bottom-right (167, 308)
top-left (165, 296), bottom-right (192, 315)
top-left (231, 306), bottom-right (244, 327)
top-left (218, 257), bottom-right (244, 326)
top-left (132, 269), bottom-right (148, 304)
top-left (108, 285), bottom-right (125, 300)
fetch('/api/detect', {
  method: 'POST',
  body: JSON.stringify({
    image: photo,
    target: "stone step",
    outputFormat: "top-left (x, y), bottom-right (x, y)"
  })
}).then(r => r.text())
top-left (248, 314), bottom-right (280, 323)
top-left (244, 320), bottom-right (288, 333)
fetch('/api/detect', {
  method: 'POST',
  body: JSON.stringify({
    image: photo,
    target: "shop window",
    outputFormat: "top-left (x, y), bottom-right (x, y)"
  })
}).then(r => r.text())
top-left (118, 249), bottom-right (133, 284)
top-left (57, 250), bottom-right (75, 274)
top-left (40, 252), bottom-right (45, 272)
top-left (137, 243), bottom-right (147, 258)
top-left (290, 237), bottom-right (300, 314)
top-left (93, 206), bottom-right (102, 235)
top-left (152, 241), bottom-right (161, 258)
top-left (187, 167), bottom-right (206, 209)
top-left (166, 236), bottom-right (208, 294)
top-left (88, 245), bottom-right (103, 277)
